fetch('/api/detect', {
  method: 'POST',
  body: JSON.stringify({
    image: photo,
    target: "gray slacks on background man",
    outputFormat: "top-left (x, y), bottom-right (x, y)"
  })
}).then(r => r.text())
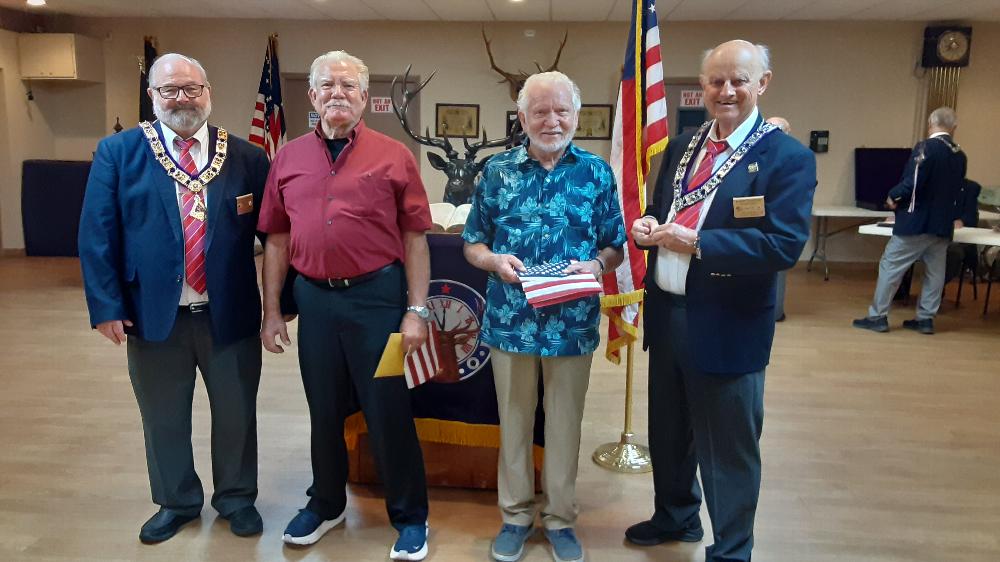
top-left (867, 235), bottom-right (948, 320)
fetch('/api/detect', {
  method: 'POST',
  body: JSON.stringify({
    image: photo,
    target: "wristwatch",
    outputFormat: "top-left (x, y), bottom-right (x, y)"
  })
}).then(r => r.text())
top-left (405, 305), bottom-right (431, 320)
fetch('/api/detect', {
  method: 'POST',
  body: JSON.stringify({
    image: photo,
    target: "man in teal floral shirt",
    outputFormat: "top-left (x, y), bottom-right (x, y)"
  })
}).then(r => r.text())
top-left (463, 71), bottom-right (626, 562)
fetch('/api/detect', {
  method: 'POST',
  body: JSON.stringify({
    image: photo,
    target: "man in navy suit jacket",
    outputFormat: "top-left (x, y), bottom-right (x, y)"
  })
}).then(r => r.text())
top-left (79, 54), bottom-right (269, 543)
top-left (853, 107), bottom-right (967, 335)
top-left (625, 40), bottom-right (816, 562)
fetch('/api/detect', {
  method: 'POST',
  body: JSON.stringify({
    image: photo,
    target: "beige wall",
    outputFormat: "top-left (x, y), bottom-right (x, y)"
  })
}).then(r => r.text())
top-left (0, 28), bottom-right (68, 250)
top-left (2, 18), bottom-right (998, 259)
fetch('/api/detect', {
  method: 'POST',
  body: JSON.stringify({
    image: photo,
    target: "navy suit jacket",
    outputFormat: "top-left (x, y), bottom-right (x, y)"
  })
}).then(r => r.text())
top-left (888, 134), bottom-right (966, 238)
top-left (79, 123), bottom-right (269, 346)
top-left (642, 117), bottom-right (816, 374)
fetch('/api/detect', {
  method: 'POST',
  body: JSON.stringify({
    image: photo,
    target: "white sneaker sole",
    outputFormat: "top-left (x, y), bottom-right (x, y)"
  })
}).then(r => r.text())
top-left (549, 546), bottom-right (584, 562)
top-left (281, 511), bottom-right (345, 546)
top-left (389, 523), bottom-right (429, 561)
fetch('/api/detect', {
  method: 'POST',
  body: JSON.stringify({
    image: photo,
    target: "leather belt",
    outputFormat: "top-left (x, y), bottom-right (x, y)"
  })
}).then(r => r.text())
top-left (179, 302), bottom-right (210, 313)
top-left (304, 262), bottom-right (398, 290)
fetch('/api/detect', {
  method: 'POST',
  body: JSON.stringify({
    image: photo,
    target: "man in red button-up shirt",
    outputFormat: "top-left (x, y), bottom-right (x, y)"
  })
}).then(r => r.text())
top-left (257, 50), bottom-right (432, 560)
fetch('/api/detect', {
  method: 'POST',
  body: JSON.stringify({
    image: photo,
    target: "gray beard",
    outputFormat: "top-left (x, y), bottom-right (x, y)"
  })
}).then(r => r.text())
top-left (527, 132), bottom-right (573, 154)
top-left (154, 102), bottom-right (210, 133)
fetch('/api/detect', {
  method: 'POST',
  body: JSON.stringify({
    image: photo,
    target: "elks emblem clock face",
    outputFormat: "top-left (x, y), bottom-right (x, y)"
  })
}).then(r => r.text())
top-left (426, 279), bottom-right (490, 383)
top-left (937, 31), bottom-right (969, 62)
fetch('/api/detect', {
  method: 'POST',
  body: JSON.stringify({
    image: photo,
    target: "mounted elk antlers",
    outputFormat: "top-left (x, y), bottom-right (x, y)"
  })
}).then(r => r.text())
top-left (482, 27), bottom-right (568, 102)
top-left (391, 65), bottom-right (521, 206)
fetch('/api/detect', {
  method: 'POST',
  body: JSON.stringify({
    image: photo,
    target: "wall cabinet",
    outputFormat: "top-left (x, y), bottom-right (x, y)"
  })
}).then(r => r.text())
top-left (18, 33), bottom-right (103, 82)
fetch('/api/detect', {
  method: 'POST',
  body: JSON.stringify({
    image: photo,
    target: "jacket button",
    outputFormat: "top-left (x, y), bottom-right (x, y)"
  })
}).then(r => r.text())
top-left (176, 275), bottom-right (182, 283)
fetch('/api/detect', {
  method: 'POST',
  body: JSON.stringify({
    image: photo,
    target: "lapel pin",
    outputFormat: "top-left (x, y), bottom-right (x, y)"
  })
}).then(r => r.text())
top-left (748, 162), bottom-right (759, 173)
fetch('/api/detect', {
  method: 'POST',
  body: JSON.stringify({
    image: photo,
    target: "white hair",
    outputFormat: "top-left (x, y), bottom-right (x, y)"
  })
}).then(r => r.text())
top-left (309, 50), bottom-right (370, 92)
top-left (517, 71), bottom-right (582, 114)
top-left (928, 106), bottom-right (957, 130)
top-left (701, 41), bottom-right (771, 79)
top-left (148, 53), bottom-right (210, 86)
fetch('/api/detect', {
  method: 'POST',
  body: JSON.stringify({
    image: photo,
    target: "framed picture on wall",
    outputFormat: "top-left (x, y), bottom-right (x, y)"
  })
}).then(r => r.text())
top-left (575, 104), bottom-right (613, 140)
top-left (435, 103), bottom-right (480, 138)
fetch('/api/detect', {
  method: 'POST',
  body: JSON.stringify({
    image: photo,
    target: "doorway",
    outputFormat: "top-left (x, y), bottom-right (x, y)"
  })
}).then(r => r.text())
top-left (664, 81), bottom-right (706, 137)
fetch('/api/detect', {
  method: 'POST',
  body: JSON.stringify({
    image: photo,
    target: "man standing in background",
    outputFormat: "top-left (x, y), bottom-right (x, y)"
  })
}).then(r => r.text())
top-left (853, 106), bottom-right (967, 335)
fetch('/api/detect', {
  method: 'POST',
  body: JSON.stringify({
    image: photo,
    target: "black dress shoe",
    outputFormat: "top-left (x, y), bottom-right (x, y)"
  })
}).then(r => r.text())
top-left (224, 506), bottom-right (263, 537)
top-left (902, 318), bottom-right (935, 334)
top-left (625, 519), bottom-right (704, 546)
top-left (139, 509), bottom-right (200, 544)
top-left (852, 315), bottom-right (889, 332)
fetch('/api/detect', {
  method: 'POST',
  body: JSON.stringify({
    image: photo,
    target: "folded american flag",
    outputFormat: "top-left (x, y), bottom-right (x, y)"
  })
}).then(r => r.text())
top-left (518, 261), bottom-right (604, 308)
top-left (404, 321), bottom-right (441, 389)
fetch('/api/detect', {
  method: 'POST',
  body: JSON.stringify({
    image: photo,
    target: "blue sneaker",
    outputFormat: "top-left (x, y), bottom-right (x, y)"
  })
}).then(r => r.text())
top-left (491, 523), bottom-right (534, 561)
top-left (544, 527), bottom-right (584, 562)
top-left (390, 522), bottom-right (428, 560)
top-left (281, 508), bottom-right (345, 546)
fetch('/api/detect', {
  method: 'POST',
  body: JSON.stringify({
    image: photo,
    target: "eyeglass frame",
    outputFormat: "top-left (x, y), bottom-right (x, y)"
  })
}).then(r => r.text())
top-left (151, 84), bottom-right (209, 100)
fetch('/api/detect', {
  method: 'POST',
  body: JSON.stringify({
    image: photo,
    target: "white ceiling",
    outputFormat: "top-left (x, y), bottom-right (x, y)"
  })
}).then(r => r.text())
top-left (2, 0), bottom-right (998, 22)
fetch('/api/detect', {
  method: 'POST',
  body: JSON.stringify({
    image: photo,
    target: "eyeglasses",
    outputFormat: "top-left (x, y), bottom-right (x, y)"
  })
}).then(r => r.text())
top-left (152, 84), bottom-right (207, 100)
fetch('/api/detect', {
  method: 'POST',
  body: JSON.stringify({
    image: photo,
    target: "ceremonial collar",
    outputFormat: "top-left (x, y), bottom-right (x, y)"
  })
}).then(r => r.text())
top-left (671, 113), bottom-right (776, 213)
top-left (140, 120), bottom-right (229, 196)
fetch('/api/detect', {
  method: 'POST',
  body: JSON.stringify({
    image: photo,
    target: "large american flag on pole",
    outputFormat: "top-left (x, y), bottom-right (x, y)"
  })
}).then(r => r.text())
top-left (248, 34), bottom-right (285, 159)
top-left (601, 0), bottom-right (669, 364)
top-left (404, 322), bottom-right (442, 389)
top-left (520, 261), bottom-right (604, 309)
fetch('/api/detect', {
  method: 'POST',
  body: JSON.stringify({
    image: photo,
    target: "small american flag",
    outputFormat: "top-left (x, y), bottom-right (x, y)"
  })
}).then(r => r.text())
top-left (519, 261), bottom-right (604, 309)
top-left (404, 322), bottom-right (441, 389)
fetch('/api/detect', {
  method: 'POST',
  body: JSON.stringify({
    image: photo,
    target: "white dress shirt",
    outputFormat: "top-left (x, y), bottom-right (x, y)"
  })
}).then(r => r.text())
top-left (655, 107), bottom-right (760, 295)
top-left (159, 121), bottom-right (211, 305)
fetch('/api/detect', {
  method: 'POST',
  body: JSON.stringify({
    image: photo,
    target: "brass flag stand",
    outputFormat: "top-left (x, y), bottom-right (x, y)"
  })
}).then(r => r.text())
top-left (593, 341), bottom-right (652, 473)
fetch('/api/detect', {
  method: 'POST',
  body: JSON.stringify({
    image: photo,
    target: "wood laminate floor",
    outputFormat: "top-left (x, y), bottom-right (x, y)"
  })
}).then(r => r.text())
top-left (0, 257), bottom-right (997, 562)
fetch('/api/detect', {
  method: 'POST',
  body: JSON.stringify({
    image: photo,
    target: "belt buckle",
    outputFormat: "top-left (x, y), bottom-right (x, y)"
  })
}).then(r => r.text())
top-left (188, 302), bottom-right (209, 313)
top-left (326, 277), bottom-right (349, 288)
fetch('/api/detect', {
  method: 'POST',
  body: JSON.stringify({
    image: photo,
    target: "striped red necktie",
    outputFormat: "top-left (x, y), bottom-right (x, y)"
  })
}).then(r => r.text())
top-left (672, 139), bottom-right (729, 230)
top-left (174, 137), bottom-right (207, 295)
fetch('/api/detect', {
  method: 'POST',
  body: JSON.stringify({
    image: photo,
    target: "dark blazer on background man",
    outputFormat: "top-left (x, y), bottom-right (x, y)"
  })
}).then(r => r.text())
top-left (888, 134), bottom-right (967, 239)
top-left (642, 116), bottom-right (817, 375)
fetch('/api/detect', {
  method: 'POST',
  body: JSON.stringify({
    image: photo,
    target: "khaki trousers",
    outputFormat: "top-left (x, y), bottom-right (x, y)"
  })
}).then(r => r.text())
top-left (490, 347), bottom-right (592, 529)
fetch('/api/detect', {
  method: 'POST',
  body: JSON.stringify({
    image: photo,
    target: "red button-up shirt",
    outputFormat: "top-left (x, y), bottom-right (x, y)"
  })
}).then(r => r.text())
top-left (258, 121), bottom-right (432, 279)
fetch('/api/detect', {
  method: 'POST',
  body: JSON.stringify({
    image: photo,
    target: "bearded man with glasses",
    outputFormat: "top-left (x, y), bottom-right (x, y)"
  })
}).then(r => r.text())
top-left (79, 53), bottom-right (273, 544)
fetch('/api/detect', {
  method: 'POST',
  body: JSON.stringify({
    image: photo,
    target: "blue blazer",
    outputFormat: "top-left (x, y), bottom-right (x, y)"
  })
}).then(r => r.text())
top-left (79, 123), bottom-right (269, 346)
top-left (642, 118), bottom-right (816, 374)
top-left (888, 134), bottom-right (967, 239)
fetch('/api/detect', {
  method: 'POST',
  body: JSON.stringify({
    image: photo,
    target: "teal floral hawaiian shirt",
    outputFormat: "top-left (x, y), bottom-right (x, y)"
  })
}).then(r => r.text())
top-left (462, 143), bottom-right (627, 357)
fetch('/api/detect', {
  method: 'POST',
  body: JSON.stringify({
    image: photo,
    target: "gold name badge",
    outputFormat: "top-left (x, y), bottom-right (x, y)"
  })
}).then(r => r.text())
top-left (236, 193), bottom-right (254, 215)
top-left (732, 195), bottom-right (765, 218)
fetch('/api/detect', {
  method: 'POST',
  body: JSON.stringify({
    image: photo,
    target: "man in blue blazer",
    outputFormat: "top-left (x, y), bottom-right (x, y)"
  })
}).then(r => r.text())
top-left (79, 53), bottom-right (269, 543)
top-left (626, 40), bottom-right (816, 562)
top-left (853, 107), bottom-right (967, 335)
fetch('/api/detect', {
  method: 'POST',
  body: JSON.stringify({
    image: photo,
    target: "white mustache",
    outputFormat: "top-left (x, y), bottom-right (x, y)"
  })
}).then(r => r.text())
top-left (325, 102), bottom-right (351, 110)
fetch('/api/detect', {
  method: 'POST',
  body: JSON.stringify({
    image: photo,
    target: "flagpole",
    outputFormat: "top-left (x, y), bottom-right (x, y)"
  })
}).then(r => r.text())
top-left (593, 341), bottom-right (652, 473)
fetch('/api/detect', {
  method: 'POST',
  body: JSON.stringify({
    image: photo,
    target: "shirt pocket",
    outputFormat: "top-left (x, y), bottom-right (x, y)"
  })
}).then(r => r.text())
top-left (343, 170), bottom-right (393, 219)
